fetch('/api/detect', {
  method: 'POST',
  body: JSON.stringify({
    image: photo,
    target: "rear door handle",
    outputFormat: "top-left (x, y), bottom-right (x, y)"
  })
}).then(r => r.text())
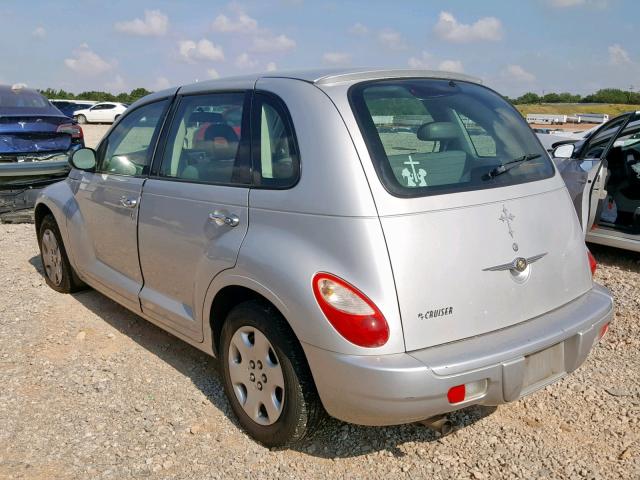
top-left (119, 196), bottom-right (138, 208)
top-left (208, 211), bottom-right (240, 227)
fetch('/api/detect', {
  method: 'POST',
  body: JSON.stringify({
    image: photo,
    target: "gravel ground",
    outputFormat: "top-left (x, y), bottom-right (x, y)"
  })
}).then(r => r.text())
top-left (0, 225), bottom-right (638, 479)
top-left (82, 124), bottom-right (110, 149)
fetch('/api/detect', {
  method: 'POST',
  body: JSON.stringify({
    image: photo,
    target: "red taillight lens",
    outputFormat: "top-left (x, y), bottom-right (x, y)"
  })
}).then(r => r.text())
top-left (57, 123), bottom-right (84, 140)
top-left (312, 273), bottom-right (389, 348)
top-left (447, 384), bottom-right (466, 404)
top-left (587, 249), bottom-right (597, 277)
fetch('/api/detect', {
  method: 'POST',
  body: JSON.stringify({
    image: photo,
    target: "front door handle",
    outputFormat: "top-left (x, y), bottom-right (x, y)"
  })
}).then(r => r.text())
top-left (208, 211), bottom-right (240, 227)
top-left (119, 196), bottom-right (138, 208)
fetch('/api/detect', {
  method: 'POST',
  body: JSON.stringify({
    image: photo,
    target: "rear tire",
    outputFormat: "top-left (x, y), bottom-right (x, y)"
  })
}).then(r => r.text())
top-left (38, 214), bottom-right (86, 293)
top-left (220, 300), bottom-right (325, 448)
top-left (75, 114), bottom-right (87, 124)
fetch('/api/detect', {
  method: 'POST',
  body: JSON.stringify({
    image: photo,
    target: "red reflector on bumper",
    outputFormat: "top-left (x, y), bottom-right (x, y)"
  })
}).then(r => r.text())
top-left (447, 384), bottom-right (466, 404)
top-left (598, 322), bottom-right (609, 340)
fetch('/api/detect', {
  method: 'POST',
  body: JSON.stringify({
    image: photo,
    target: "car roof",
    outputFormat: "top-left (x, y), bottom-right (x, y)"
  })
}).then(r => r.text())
top-left (178, 68), bottom-right (482, 94)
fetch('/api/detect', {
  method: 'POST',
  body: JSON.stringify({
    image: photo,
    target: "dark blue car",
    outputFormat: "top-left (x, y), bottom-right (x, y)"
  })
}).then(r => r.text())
top-left (0, 84), bottom-right (84, 213)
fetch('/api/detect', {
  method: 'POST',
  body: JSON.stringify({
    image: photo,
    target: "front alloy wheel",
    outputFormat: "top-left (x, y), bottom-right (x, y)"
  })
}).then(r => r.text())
top-left (41, 229), bottom-right (63, 286)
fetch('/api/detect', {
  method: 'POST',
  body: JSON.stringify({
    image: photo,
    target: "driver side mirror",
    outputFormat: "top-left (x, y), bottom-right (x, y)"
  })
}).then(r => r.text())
top-left (69, 148), bottom-right (96, 171)
top-left (553, 143), bottom-right (575, 159)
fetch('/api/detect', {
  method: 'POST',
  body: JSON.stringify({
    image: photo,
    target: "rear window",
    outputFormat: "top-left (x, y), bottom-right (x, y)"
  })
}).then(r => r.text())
top-left (0, 89), bottom-right (49, 109)
top-left (349, 79), bottom-right (553, 197)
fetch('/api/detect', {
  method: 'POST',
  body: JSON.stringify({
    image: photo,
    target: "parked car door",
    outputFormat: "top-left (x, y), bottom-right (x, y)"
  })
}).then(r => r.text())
top-left (67, 99), bottom-right (170, 311)
top-left (555, 114), bottom-right (630, 233)
top-left (136, 92), bottom-right (251, 340)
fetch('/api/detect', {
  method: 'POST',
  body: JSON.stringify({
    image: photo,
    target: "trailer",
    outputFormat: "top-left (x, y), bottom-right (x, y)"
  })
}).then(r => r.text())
top-left (575, 113), bottom-right (609, 124)
top-left (526, 113), bottom-right (568, 125)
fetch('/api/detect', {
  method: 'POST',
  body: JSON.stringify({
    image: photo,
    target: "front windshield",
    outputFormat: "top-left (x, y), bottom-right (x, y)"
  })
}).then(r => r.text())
top-left (349, 79), bottom-right (554, 197)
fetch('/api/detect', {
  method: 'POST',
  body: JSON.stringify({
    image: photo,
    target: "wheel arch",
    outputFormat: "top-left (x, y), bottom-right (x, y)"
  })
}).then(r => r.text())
top-left (204, 275), bottom-right (294, 357)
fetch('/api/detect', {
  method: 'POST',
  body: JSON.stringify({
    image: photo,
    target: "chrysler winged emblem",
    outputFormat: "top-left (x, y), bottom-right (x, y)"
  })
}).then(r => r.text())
top-left (483, 253), bottom-right (547, 273)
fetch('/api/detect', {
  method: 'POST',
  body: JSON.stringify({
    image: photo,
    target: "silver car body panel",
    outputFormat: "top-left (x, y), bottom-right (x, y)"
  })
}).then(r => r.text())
top-left (587, 226), bottom-right (640, 252)
top-left (304, 284), bottom-right (612, 425)
top-left (35, 69), bottom-right (615, 426)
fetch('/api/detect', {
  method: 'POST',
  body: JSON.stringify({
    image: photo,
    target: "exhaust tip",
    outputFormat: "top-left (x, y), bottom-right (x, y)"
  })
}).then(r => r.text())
top-left (417, 415), bottom-right (454, 435)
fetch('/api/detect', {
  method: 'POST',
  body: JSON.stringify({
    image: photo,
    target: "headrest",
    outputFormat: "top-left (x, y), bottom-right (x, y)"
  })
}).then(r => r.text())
top-left (203, 123), bottom-right (239, 143)
top-left (188, 111), bottom-right (224, 125)
top-left (417, 122), bottom-right (459, 141)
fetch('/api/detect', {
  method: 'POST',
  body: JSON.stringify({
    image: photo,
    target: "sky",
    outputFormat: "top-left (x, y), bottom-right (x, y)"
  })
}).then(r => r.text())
top-left (0, 0), bottom-right (638, 97)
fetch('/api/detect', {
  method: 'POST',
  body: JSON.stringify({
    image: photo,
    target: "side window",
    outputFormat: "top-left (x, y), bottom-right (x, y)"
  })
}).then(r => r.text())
top-left (102, 104), bottom-right (115, 110)
top-left (252, 93), bottom-right (300, 188)
top-left (457, 113), bottom-right (496, 157)
top-left (159, 93), bottom-right (249, 185)
top-left (581, 115), bottom-right (629, 159)
top-left (98, 99), bottom-right (168, 176)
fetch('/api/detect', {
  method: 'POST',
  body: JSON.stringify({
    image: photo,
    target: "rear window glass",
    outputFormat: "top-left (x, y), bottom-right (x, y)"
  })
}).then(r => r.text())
top-left (349, 79), bottom-right (553, 197)
top-left (0, 89), bottom-right (52, 113)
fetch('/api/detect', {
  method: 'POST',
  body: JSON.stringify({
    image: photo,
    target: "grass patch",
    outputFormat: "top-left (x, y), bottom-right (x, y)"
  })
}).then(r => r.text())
top-left (515, 103), bottom-right (640, 117)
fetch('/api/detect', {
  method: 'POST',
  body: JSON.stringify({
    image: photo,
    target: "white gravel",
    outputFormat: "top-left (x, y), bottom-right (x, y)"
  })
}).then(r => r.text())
top-left (82, 124), bottom-right (110, 149)
top-left (0, 226), bottom-right (638, 479)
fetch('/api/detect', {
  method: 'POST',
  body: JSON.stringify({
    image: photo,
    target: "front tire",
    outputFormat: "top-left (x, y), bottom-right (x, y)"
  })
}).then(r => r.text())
top-left (75, 114), bottom-right (87, 124)
top-left (38, 214), bottom-right (86, 293)
top-left (220, 300), bottom-right (325, 447)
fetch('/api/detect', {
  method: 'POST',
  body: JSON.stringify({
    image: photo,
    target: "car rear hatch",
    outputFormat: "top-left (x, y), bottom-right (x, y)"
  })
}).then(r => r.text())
top-left (0, 116), bottom-right (72, 154)
top-left (345, 77), bottom-right (594, 351)
top-left (379, 186), bottom-right (593, 351)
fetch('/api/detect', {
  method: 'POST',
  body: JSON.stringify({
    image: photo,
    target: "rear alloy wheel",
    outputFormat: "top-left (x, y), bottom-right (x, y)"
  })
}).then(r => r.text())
top-left (75, 114), bottom-right (87, 124)
top-left (220, 300), bottom-right (325, 447)
top-left (38, 214), bottom-right (86, 293)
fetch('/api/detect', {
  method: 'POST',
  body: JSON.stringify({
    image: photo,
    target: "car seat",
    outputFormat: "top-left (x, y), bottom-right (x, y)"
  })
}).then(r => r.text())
top-left (388, 122), bottom-right (467, 188)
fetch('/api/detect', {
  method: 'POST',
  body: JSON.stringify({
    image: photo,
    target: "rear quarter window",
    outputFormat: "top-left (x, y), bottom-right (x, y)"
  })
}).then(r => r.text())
top-left (349, 79), bottom-right (553, 197)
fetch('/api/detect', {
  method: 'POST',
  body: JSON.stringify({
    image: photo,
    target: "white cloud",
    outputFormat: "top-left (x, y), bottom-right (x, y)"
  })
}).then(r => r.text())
top-left (547, 0), bottom-right (610, 7)
top-left (235, 52), bottom-right (258, 69)
top-left (348, 22), bottom-right (368, 35)
top-left (322, 52), bottom-right (351, 65)
top-left (438, 59), bottom-right (464, 73)
top-left (266, 61), bottom-right (277, 72)
top-left (212, 11), bottom-right (258, 34)
top-left (32, 26), bottom-right (46, 38)
top-left (178, 39), bottom-right (224, 62)
top-left (114, 10), bottom-right (169, 37)
top-left (408, 51), bottom-right (433, 69)
top-left (434, 11), bottom-right (503, 43)
top-left (207, 68), bottom-right (220, 79)
top-left (153, 77), bottom-right (171, 90)
top-left (250, 34), bottom-right (296, 53)
top-left (502, 64), bottom-right (536, 82)
top-left (609, 44), bottom-right (632, 65)
top-left (548, 0), bottom-right (585, 6)
top-left (64, 45), bottom-right (114, 75)
top-left (377, 29), bottom-right (406, 50)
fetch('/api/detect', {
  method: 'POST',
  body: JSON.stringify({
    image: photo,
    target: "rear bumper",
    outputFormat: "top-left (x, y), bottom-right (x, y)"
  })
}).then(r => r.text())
top-left (303, 284), bottom-right (614, 426)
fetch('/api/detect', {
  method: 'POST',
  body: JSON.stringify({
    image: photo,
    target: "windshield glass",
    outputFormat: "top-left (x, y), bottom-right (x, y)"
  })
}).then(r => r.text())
top-left (349, 79), bottom-right (553, 197)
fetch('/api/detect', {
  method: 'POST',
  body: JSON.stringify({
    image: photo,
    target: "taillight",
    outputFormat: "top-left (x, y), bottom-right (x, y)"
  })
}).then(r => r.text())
top-left (312, 273), bottom-right (389, 348)
top-left (57, 123), bottom-right (84, 140)
top-left (587, 249), bottom-right (597, 277)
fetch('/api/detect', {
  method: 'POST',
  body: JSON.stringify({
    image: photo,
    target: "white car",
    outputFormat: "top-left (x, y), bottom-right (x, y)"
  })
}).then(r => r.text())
top-left (74, 102), bottom-right (128, 124)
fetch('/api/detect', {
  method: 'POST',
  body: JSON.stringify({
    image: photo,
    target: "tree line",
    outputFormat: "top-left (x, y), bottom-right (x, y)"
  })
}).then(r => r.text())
top-left (38, 87), bottom-right (153, 104)
top-left (510, 88), bottom-right (640, 105)
top-left (37, 86), bottom-right (640, 107)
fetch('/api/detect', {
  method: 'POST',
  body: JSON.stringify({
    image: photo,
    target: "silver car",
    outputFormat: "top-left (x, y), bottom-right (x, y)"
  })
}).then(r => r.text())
top-left (553, 113), bottom-right (640, 253)
top-left (34, 69), bottom-right (614, 447)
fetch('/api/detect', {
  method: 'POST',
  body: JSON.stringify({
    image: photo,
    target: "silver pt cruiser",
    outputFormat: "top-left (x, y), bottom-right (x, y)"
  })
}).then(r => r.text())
top-left (34, 69), bottom-right (614, 447)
